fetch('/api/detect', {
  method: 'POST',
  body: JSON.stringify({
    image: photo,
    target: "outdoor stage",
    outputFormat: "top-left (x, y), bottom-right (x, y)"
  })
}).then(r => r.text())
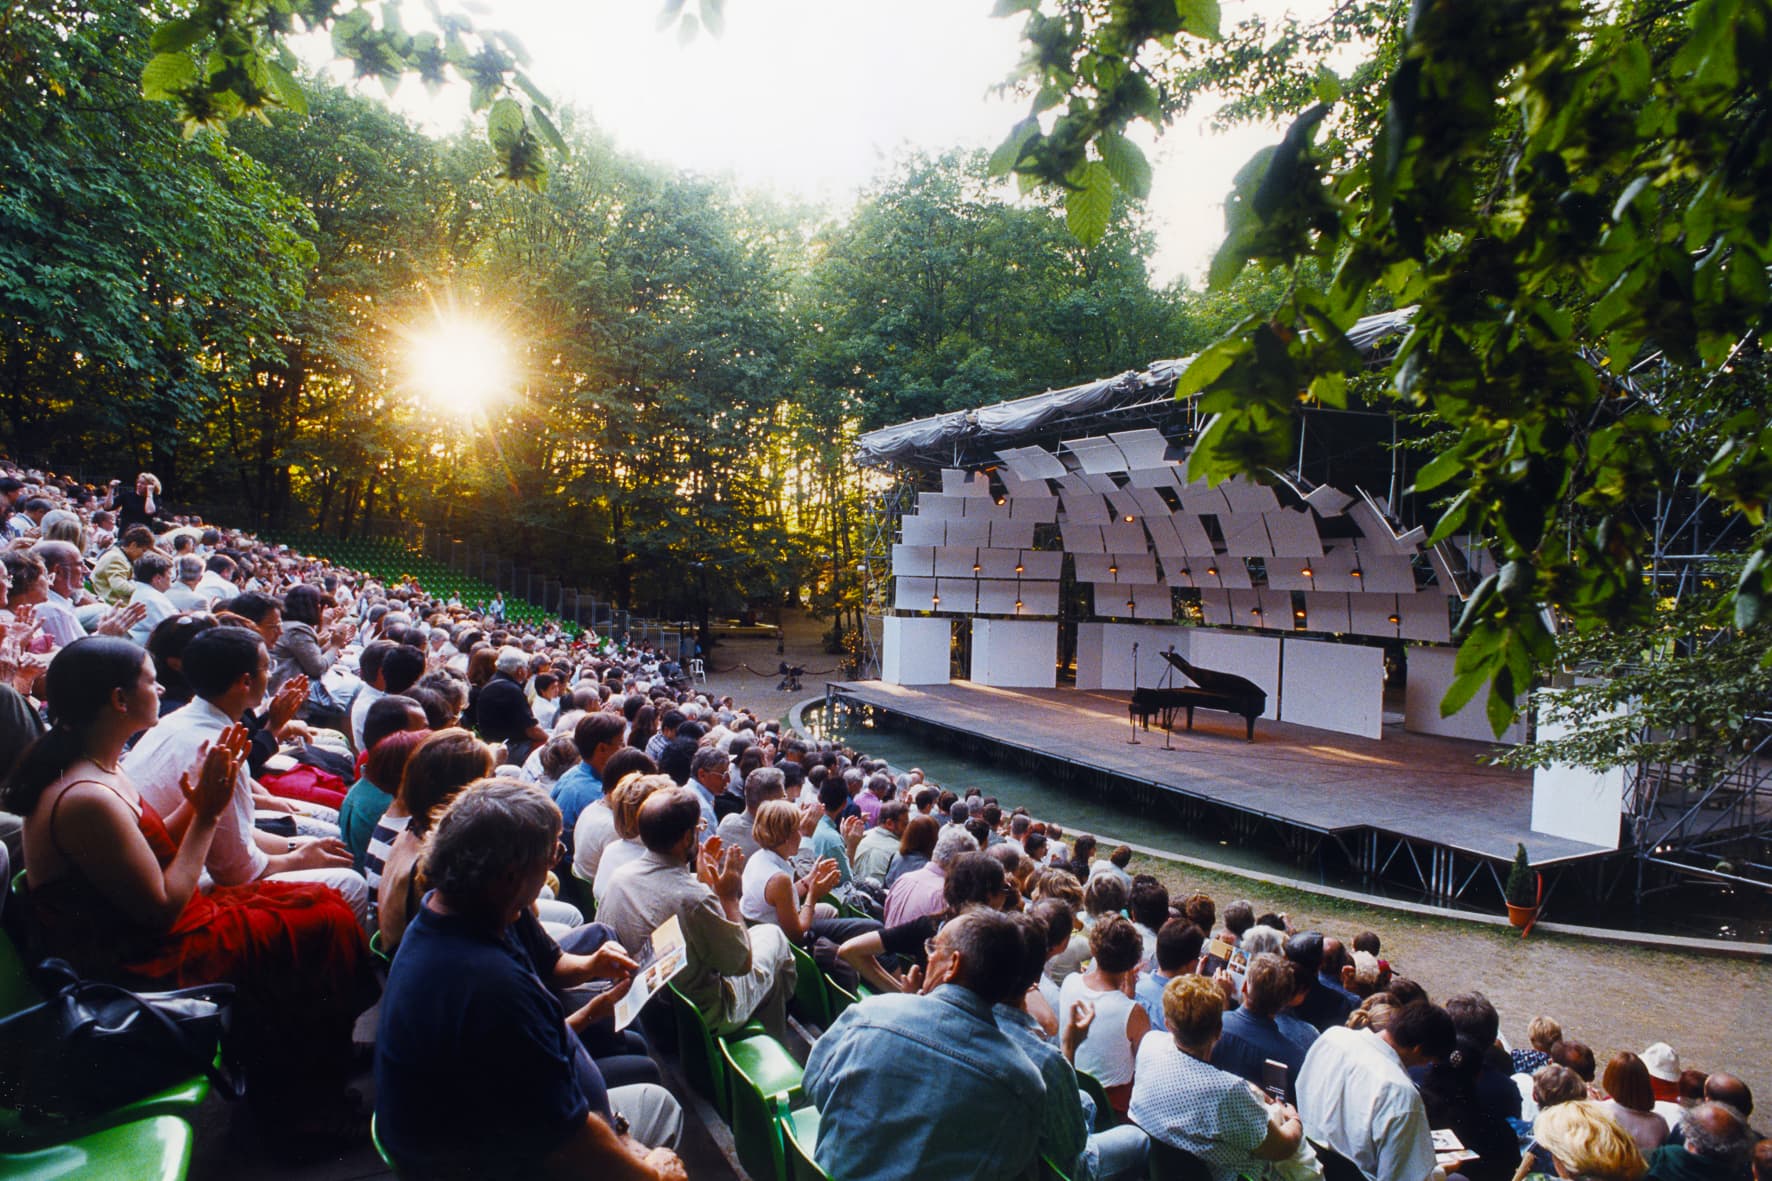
top-left (826, 679), bottom-right (1622, 904)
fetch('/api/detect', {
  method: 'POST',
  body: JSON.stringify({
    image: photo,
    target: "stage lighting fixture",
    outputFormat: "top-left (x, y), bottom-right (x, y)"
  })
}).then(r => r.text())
top-left (1300, 566), bottom-right (1313, 577)
top-left (1388, 613), bottom-right (1400, 625)
top-left (1351, 568), bottom-right (1363, 578)
top-left (1015, 563), bottom-right (1024, 573)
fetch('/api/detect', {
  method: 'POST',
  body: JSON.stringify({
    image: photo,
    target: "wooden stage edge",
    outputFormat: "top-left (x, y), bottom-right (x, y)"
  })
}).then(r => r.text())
top-left (827, 680), bottom-right (1616, 869)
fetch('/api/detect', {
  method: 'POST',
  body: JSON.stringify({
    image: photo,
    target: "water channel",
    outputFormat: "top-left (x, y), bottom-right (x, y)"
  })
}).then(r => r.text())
top-left (794, 700), bottom-right (1772, 944)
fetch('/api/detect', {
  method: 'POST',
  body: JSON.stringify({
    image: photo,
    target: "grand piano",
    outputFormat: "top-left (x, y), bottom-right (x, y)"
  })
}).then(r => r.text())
top-left (1130, 650), bottom-right (1267, 741)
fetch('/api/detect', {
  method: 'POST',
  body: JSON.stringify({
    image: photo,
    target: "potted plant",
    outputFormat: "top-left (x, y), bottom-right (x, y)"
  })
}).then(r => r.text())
top-left (1504, 843), bottom-right (1540, 928)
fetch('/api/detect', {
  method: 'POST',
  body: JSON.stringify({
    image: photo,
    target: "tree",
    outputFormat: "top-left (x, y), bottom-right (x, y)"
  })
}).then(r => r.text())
top-left (997, 0), bottom-right (1772, 733)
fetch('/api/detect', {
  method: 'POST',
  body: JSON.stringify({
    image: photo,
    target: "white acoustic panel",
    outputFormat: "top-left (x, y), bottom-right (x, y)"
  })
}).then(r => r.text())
top-left (1229, 589), bottom-right (1264, 624)
top-left (918, 492), bottom-right (965, 520)
top-left (900, 516), bottom-right (945, 546)
top-left (1016, 551), bottom-right (1062, 579)
top-left (1188, 629), bottom-right (1282, 720)
top-left (1264, 510), bottom-right (1323, 557)
top-left (882, 616), bottom-right (951, 686)
top-left (1106, 490), bottom-right (1143, 522)
top-left (1075, 553), bottom-right (1115, 582)
top-left (1175, 514), bottom-right (1216, 557)
top-left (970, 618), bottom-right (1058, 687)
top-left (1352, 550), bottom-right (1415, 593)
top-left (942, 468), bottom-right (992, 497)
top-left (1179, 482), bottom-right (1231, 515)
top-left (976, 548), bottom-right (1022, 579)
top-left (1280, 638), bottom-right (1383, 738)
top-left (1102, 521), bottom-right (1147, 552)
top-left (962, 497), bottom-right (1009, 520)
top-left (1302, 592), bottom-right (1352, 634)
top-left (975, 579), bottom-right (1021, 614)
top-left (1145, 515), bottom-right (1185, 557)
top-left (1060, 492), bottom-right (1112, 523)
top-left (1111, 429), bottom-right (1173, 471)
top-left (1083, 472), bottom-right (1122, 495)
top-left (1305, 484), bottom-right (1355, 516)
top-left (1199, 589), bottom-right (1233, 626)
top-left (934, 579), bottom-right (976, 613)
top-left (1127, 465), bottom-right (1182, 490)
top-left (1261, 589), bottom-right (1296, 625)
top-left (999, 468), bottom-right (1055, 499)
top-left (1093, 583), bottom-right (1140, 618)
top-left (1161, 555), bottom-right (1198, 588)
top-left (1132, 583), bottom-right (1171, 617)
top-left (1016, 580), bottom-right (1061, 614)
top-left (1055, 473), bottom-right (1092, 498)
top-left (1063, 435), bottom-right (1129, 474)
top-left (894, 577), bottom-right (937, 610)
top-left (934, 546), bottom-right (980, 577)
top-left (1010, 498), bottom-right (1058, 524)
top-left (1309, 544), bottom-right (1363, 592)
top-left (1405, 646), bottom-right (1526, 744)
top-left (1348, 593), bottom-right (1401, 638)
top-left (1074, 621), bottom-right (1194, 690)
top-left (1532, 690), bottom-right (1623, 848)
top-left (1221, 513), bottom-right (1273, 557)
top-left (1112, 554), bottom-right (1159, 583)
top-left (1265, 564), bottom-right (1313, 592)
top-left (1130, 487), bottom-right (1173, 517)
top-left (1060, 523), bottom-right (1103, 554)
top-left (989, 520), bottom-right (1036, 550)
top-left (1221, 478), bottom-right (1281, 514)
top-left (1217, 560), bottom-right (1253, 589)
top-left (1396, 592), bottom-right (1453, 643)
top-left (996, 446), bottom-right (1067, 481)
top-left (944, 517), bottom-right (990, 546)
top-left (891, 544), bottom-right (935, 577)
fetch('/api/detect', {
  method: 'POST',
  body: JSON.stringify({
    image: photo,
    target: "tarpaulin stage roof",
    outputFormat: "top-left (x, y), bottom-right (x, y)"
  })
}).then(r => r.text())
top-left (854, 308), bottom-right (1418, 471)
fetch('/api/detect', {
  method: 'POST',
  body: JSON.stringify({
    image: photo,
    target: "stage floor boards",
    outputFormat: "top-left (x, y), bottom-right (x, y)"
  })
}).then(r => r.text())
top-left (832, 680), bottom-right (1614, 866)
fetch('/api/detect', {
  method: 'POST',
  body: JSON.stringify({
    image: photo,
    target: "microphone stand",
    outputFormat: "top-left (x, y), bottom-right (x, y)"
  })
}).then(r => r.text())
top-left (1162, 644), bottom-right (1177, 751)
top-left (1126, 641), bottom-right (1141, 744)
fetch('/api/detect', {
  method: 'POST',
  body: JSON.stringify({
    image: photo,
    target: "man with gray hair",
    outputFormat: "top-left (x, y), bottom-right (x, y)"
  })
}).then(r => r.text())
top-left (30, 540), bottom-right (92, 649)
top-left (166, 553), bottom-right (207, 610)
top-left (714, 766), bottom-right (785, 858)
top-left (884, 823), bottom-right (979, 926)
top-left (377, 779), bottom-right (685, 1179)
top-left (1649, 1102), bottom-right (1756, 1181)
top-left (476, 645), bottom-right (547, 764)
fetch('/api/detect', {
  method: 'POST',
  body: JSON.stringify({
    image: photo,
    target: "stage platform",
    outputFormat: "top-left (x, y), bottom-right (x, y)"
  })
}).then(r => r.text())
top-left (828, 680), bottom-right (1617, 871)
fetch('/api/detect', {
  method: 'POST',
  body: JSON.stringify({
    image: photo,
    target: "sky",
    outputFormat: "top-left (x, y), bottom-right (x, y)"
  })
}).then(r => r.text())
top-left (309, 1), bottom-right (1340, 287)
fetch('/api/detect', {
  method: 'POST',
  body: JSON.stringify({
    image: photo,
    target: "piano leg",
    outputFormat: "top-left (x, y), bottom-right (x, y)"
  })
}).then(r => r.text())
top-left (1184, 705), bottom-right (1196, 731)
top-left (1245, 713), bottom-right (1256, 741)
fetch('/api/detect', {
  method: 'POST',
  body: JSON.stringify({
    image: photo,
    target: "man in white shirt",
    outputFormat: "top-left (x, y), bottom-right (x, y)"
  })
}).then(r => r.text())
top-left (1296, 1000), bottom-right (1455, 1181)
top-left (125, 552), bottom-right (180, 646)
top-left (165, 554), bottom-right (207, 610)
top-left (30, 541), bottom-right (90, 650)
top-left (123, 626), bottom-right (367, 925)
top-left (193, 553), bottom-right (238, 606)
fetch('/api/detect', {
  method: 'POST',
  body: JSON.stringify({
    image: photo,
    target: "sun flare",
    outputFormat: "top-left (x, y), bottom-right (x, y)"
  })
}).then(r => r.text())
top-left (405, 317), bottom-right (512, 418)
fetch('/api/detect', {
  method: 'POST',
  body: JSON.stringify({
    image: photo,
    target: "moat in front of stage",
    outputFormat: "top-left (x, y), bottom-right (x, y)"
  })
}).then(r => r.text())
top-left (796, 702), bottom-right (1772, 945)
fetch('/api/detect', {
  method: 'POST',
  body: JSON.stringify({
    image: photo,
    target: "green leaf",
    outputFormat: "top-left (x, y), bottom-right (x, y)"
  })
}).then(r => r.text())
top-left (678, 12), bottom-right (701, 45)
top-left (699, 0), bottom-right (726, 37)
top-left (1097, 134), bottom-right (1152, 199)
top-left (266, 62), bottom-right (308, 115)
top-left (988, 118), bottom-right (1039, 177)
top-left (1064, 160), bottom-right (1114, 246)
top-left (992, 0), bottom-right (1038, 13)
top-left (1486, 680), bottom-right (1519, 737)
top-left (1175, 0), bottom-right (1222, 41)
top-left (1439, 665), bottom-right (1490, 718)
top-left (533, 107), bottom-right (568, 155)
top-left (512, 70), bottom-right (552, 112)
top-left (1312, 65), bottom-right (1342, 103)
top-left (150, 18), bottom-right (207, 53)
top-left (142, 53), bottom-right (199, 101)
top-left (486, 96), bottom-right (524, 150)
top-left (657, 0), bottom-right (688, 31)
top-left (1412, 446), bottom-right (1466, 494)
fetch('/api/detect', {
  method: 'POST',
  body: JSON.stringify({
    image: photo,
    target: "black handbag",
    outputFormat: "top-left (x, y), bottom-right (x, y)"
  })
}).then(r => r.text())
top-left (0, 958), bottom-right (244, 1121)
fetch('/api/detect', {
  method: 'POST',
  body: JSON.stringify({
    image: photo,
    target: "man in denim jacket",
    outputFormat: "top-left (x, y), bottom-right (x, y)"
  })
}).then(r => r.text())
top-left (804, 909), bottom-right (1046, 1180)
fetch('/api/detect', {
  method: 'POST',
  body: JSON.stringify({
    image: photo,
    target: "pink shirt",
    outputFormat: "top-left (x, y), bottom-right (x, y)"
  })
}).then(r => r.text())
top-left (855, 789), bottom-right (882, 827)
top-left (884, 862), bottom-right (946, 927)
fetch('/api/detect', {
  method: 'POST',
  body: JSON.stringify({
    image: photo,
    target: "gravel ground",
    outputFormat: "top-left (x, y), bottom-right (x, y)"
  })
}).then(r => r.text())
top-left (731, 611), bottom-right (1772, 1109)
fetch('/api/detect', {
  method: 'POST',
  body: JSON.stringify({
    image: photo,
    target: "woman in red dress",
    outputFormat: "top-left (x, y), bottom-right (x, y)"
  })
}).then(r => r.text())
top-left (6, 636), bottom-right (378, 1139)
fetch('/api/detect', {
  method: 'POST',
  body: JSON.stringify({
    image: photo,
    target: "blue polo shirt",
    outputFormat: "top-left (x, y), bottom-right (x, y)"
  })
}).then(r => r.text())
top-left (551, 762), bottom-right (603, 856)
top-left (374, 899), bottom-right (606, 1178)
top-left (1211, 1005), bottom-right (1309, 1103)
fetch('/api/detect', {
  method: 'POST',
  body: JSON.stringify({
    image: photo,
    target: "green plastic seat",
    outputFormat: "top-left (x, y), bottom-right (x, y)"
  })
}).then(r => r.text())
top-left (1077, 1070), bottom-right (1119, 1131)
top-left (788, 942), bottom-right (833, 1028)
top-left (368, 930), bottom-right (391, 967)
top-left (719, 1038), bottom-right (804, 1181)
top-left (370, 1112), bottom-right (398, 1177)
top-left (779, 1106), bottom-right (827, 1181)
top-left (1043, 1152), bottom-right (1078, 1181)
top-left (667, 984), bottom-right (732, 1117)
top-left (0, 1114), bottom-right (192, 1180)
top-left (826, 976), bottom-right (859, 1018)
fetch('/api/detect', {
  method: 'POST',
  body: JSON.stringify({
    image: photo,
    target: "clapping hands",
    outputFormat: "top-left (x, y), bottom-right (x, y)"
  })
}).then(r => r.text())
top-left (92, 602), bottom-right (147, 638)
top-left (178, 724), bottom-right (251, 821)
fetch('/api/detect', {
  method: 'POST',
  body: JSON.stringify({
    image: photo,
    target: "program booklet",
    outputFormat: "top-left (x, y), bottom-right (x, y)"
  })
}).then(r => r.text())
top-left (1432, 1128), bottom-right (1474, 1168)
top-left (611, 914), bottom-right (689, 1032)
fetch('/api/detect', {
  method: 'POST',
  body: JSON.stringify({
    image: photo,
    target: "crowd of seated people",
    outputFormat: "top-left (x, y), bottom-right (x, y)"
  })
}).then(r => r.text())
top-left (0, 458), bottom-right (1766, 1181)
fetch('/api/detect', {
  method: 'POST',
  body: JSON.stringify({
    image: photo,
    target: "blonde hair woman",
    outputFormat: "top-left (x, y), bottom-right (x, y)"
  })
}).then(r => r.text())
top-left (1532, 1100), bottom-right (1647, 1181)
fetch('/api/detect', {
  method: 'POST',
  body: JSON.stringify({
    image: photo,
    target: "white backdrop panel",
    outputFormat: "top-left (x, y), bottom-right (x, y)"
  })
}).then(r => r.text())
top-left (1188, 630), bottom-right (1281, 719)
top-left (997, 446), bottom-right (1067, 481)
top-left (1075, 622), bottom-right (1194, 690)
top-left (1397, 592), bottom-right (1453, 643)
top-left (944, 518), bottom-right (990, 546)
top-left (1175, 514), bottom-right (1216, 557)
top-left (1179, 483), bottom-right (1231, 515)
top-left (1102, 521), bottom-right (1147, 552)
top-left (970, 618), bottom-right (1058, 687)
top-left (975, 580), bottom-right (1020, 614)
top-left (1112, 554), bottom-right (1159, 583)
top-left (999, 468), bottom-right (1055, 499)
top-left (934, 546), bottom-right (980, 577)
top-left (1093, 583), bottom-right (1136, 618)
top-left (1302, 592), bottom-right (1352, 634)
top-left (1132, 583), bottom-right (1171, 617)
top-left (891, 544), bottom-right (934, 577)
top-left (918, 493), bottom-right (965, 520)
top-left (1279, 638), bottom-right (1383, 738)
top-left (1352, 550), bottom-right (1416, 593)
top-left (1404, 646), bottom-right (1527, 744)
top-left (934, 579), bottom-right (976, 614)
top-left (1531, 689), bottom-right (1624, 848)
top-left (1016, 581), bottom-right (1061, 614)
top-left (900, 516), bottom-right (945, 546)
top-left (1221, 514), bottom-right (1273, 557)
top-left (1310, 545), bottom-right (1362, 592)
top-left (1127, 466), bottom-right (1182, 490)
top-left (1075, 553), bottom-right (1114, 582)
top-left (1221, 478), bottom-right (1281, 514)
top-left (1009, 498), bottom-right (1058, 523)
top-left (941, 469), bottom-right (991, 497)
top-left (989, 520), bottom-right (1036, 549)
top-left (976, 548), bottom-right (1022, 579)
top-left (1111, 429), bottom-right (1171, 470)
top-left (1348, 594), bottom-right (1401, 638)
top-left (1199, 589), bottom-right (1233, 626)
top-left (1061, 492), bottom-right (1112, 523)
top-left (882, 616), bottom-right (952, 686)
top-left (1145, 516), bottom-right (1184, 556)
top-left (963, 498), bottom-right (1008, 521)
top-left (1018, 551), bottom-right (1064, 579)
top-left (1264, 510), bottom-right (1323, 557)
top-left (893, 577), bottom-right (936, 611)
top-left (1061, 523), bottom-right (1105, 553)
